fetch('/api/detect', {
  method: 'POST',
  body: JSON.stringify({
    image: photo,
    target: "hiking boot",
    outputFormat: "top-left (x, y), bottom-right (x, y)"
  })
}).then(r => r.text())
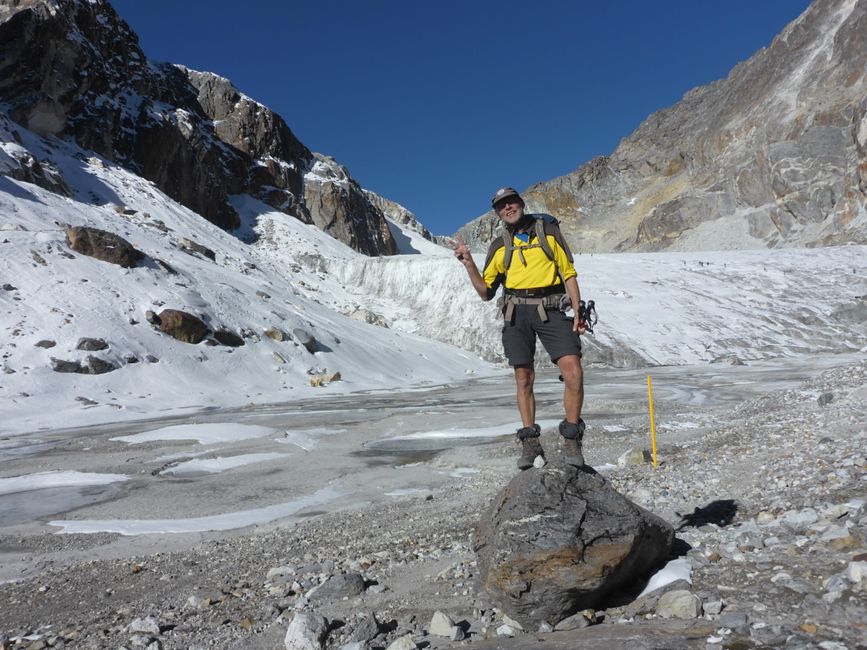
top-left (516, 424), bottom-right (544, 470)
top-left (559, 419), bottom-right (586, 467)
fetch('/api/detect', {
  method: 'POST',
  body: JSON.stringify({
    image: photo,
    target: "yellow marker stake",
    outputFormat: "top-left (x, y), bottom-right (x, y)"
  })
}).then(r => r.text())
top-left (647, 375), bottom-right (659, 468)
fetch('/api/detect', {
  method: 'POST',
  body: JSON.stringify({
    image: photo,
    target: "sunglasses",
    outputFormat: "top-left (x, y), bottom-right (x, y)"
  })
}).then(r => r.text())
top-left (494, 197), bottom-right (521, 211)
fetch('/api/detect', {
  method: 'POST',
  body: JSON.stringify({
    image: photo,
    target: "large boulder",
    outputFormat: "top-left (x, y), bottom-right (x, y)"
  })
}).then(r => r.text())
top-left (157, 309), bottom-right (209, 344)
top-left (474, 464), bottom-right (674, 628)
top-left (65, 226), bottom-right (144, 267)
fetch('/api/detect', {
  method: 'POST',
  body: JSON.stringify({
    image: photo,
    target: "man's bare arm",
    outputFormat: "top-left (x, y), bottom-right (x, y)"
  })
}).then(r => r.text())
top-left (451, 237), bottom-right (491, 301)
top-left (565, 276), bottom-right (586, 334)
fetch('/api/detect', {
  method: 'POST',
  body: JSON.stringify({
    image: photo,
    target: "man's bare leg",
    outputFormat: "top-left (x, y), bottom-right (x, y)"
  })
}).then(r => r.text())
top-left (556, 354), bottom-right (585, 466)
top-left (514, 364), bottom-right (543, 469)
top-left (556, 354), bottom-right (583, 422)
top-left (514, 364), bottom-right (536, 426)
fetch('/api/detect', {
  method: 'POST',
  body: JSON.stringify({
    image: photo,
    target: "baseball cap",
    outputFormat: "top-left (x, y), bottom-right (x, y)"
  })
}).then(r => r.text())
top-left (491, 187), bottom-right (522, 208)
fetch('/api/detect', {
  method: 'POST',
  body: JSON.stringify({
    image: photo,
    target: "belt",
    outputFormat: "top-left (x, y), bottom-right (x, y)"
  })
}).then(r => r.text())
top-left (504, 285), bottom-right (564, 298)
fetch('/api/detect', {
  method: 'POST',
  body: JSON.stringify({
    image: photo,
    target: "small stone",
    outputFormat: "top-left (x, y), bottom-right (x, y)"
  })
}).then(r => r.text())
top-left (284, 612), bottom-right (328, 650)
top-left (385, 634), bottom-right (416, 650)
top-left (817, 392), bottom-right (834, 406)
top-left (128, 616), bottom-right (161, 635)
top-left (501, 614), bottom-right (523, 631)
top-left (655, 589), bottom-right (701, 619)
top-left (185, 596), bottom-right (203, 610)
top-left (617, 447), bottom-right (652, 467)
top-left (428, 611), bottom-right (454, 637)
top-left (496, 624), bottom-right (518, 637)
top-left (265, 327), bottom-right (288, 342)
top-left (703, 600), bottom-right (724, 615)
top-left (847, 560), bottom-right (867, 584)
top-left (76, 337), bottom-right (108, 351)
top-left (293, 328), bottom-right (318, 353)
top-left (267, 566), bottom-right (295, 580)
top-left (34, 340), bottom-right (56, 348)
top-left (533, 454), bottom-right (546, 468)
top-left (449, 626), bottom-right (465, 641)
top-left (554, 609), bottom-right (595, 630)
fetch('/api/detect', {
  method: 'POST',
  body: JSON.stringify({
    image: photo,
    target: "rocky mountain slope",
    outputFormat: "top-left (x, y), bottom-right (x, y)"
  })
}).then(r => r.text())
top-left (0, 0), bottom-right (396, 255)
top-left (458, 0), bottom-right (867, 253)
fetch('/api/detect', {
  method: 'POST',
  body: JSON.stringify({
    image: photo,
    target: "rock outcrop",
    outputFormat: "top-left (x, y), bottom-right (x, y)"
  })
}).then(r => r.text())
top-left (156, 309), bottom-right (209, 344)
top-left (364, 189), bottom-right (435, 241)
top-left (0, 0), bottom-right (398, 256)
top-left (65, 226), bottom-right (144, 268)
top-left (474, 463), bottom-right (674, 628)
top-left (458, 0), bottom-right (867, 252)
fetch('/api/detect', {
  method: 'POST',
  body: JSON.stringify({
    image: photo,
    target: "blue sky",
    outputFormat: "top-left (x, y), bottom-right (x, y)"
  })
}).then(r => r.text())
top-left (112, 1), bottom-right (810, 235)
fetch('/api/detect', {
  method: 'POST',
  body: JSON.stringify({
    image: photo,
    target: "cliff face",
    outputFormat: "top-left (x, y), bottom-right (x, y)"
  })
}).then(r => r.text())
top-left (0, 0), bottom-right (397, 255)
top-left (459, 0), bottom-right (867, 252)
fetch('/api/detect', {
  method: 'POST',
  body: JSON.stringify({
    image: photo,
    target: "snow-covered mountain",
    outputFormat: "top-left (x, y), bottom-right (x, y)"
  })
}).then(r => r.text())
top-left (0, 0), bottom-right (397, 256)
top-left (0, 115), bottom-right (495, 435)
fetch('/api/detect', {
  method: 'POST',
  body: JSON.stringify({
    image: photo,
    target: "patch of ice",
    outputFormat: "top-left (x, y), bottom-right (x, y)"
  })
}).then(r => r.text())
top-left (160, 452), bottom-right (286, 476)
top-left (0, 471), bottom-right (128, 495)
top-left (112, 423), bottom-right (276, 445)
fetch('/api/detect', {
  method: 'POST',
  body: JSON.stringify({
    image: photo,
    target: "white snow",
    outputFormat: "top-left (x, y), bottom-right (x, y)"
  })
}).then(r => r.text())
top-left (0, 471), bottom-right (128, 495)
top-left (636, 557), bottom-right (693, 598)
top-left (48, 484), bottom-right (342, 535)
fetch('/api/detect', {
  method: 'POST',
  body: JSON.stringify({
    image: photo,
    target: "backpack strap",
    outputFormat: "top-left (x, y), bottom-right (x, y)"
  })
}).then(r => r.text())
top-left (501, 214), bottom-right (567, 287)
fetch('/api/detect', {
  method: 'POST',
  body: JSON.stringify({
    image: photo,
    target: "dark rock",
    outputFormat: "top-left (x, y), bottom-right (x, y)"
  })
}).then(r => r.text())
top-left (474, 464), bottom-right (674, 628)
top-left (256, 290), bottom-right (271, 300)
top-left (293, 328), bottom-right (317, 353)
top-left (76, 337), bottom-right (108, 351)
top-left (179, 237), bottom-right (216, 261)
top-left (718, 611), bottom-right (749, 635)
top-left (303, 155), bottom-right (398, 255)
top-left (65, 226), bottom-right (144, 268)
top-left (152, 257), bottom-right (177, 275)
top-left (309, 572), bottom-right (366, 603)
top-left (145, 355), bottom-right (159, 363)
top-left (125, 355), bottom-right (139, 363)
top-left (34, 339), bottom-right (56, 348)
top-left (50, 358), bottom-right (84, 373)
top-left (817, 392), bottom-right (834, 406)
top-left (157, 309), bottom-right (209, 344)
top-left (84, 356), bottom-right (116, 374)
top-left (213, 329), bottom-right (244, 347)
top-left (2, 283), bottom-right (17, 291)
top-left (348, 612), bottom-right (380, 644)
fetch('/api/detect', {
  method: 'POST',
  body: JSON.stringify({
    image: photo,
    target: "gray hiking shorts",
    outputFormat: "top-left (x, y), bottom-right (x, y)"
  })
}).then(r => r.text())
top-left (502, 304), bottom-right (582, 367)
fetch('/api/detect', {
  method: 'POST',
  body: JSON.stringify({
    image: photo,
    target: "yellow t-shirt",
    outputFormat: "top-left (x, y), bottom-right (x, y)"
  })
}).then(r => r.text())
top-left (482, 227), bottom-right (576, 291)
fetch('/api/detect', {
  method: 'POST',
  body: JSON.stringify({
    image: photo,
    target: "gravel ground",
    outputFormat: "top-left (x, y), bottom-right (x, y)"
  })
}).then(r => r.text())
top-left (1, 361), bottom-right (865, 650)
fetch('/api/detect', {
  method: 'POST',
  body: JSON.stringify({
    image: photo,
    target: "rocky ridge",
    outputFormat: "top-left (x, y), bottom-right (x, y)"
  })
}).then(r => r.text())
top-left (458, 0), bottom-right (867, 253)
top-left (1, 361), bottom-right (863, 649)
top-left (0, 0), bottom-right (396, 255)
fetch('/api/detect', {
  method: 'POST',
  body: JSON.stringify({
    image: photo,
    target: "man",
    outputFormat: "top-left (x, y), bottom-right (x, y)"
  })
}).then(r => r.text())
top-left (452, 187), bottom-right (586, 470)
